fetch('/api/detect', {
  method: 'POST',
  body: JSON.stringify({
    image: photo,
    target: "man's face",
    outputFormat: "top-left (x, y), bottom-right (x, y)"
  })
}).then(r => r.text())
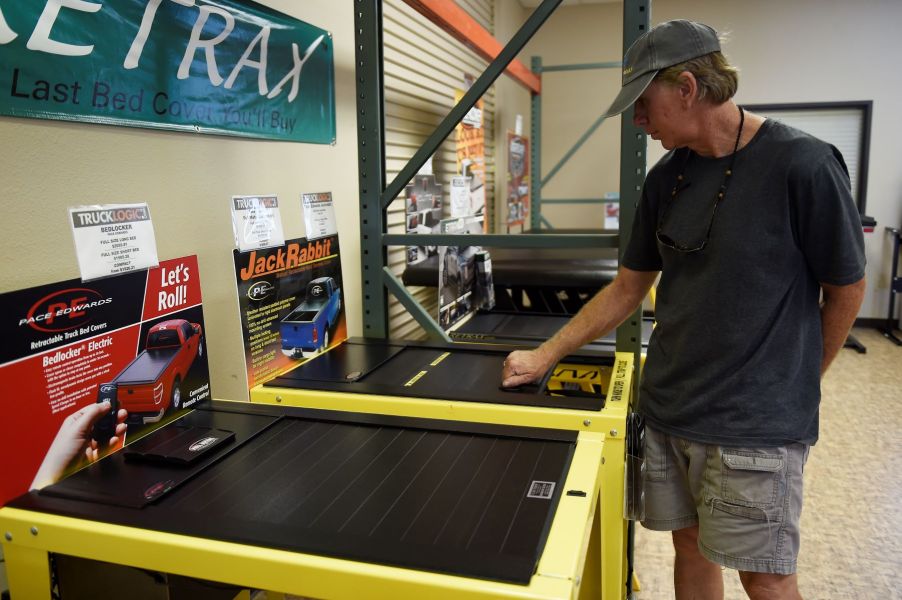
top-left (632, 80), bottom-right (686, 149)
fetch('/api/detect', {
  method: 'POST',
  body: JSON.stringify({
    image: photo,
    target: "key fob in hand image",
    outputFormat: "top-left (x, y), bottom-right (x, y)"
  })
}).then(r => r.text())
top-left (92, 383), bottom-right (119, 445)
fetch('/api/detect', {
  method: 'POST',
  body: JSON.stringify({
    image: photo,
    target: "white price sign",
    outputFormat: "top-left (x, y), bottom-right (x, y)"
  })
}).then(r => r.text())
top-left (301, 192), bottom-right (337, 240)
top-left (231, 195), bottom-right (285, 251)
top-left (604, 202), bottom-right (620, 230)
top-left (450, 176), bottom-right (471, 218)
top-left (69, 203), bottom-right (159, 281)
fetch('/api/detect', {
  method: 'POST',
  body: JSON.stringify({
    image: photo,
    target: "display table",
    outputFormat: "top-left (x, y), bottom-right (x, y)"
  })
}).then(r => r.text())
top-left (252, 339), bottom-right (636, 599)
top-left (1, 401), bottom-right (607, 599)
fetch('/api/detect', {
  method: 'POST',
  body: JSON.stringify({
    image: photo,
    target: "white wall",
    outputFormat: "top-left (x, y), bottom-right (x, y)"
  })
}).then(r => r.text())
top-left (0, 1), bottom-right (360, 402)
top-left (520, 0), bottom-right (902, 319)
top-left (521, 3), bottom-right (625, 230)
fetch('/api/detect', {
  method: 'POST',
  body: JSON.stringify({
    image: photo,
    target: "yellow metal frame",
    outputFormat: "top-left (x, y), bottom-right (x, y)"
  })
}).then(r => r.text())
top-left (249, 351), bottom-right (635, 599)
top-left (1, 432), bottom-right (604, 600)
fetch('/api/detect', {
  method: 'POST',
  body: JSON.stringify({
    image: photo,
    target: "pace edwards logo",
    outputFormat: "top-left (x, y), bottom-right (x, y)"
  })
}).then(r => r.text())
top-left (247, 280), bottom-right (275, 302)
top-left (144, 479), bottom-right (175, 501)
top-left (189, 437), bottom-right (220, 452)
top-left (20, 288), bottom-right (113, 333)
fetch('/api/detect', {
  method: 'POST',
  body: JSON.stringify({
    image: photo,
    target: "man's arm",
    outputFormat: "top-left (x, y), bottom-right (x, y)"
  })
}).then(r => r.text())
top-left (820, 277), bottom-right (866, 376)
top-left (501, 266), bottom-right (658, 387)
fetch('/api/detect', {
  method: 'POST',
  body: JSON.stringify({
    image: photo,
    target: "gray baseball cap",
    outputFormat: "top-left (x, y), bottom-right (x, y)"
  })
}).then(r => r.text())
top-left (602, 20), bottom-right (721, 118)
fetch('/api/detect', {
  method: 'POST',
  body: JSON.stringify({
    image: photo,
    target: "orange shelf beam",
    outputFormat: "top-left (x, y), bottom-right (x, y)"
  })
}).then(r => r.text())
top-left (402, 0), bottom-right (542, 94)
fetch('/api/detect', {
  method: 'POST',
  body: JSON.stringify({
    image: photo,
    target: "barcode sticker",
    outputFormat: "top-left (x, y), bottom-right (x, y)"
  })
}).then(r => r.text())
top-left (527, 481), bottom-right (556, 499)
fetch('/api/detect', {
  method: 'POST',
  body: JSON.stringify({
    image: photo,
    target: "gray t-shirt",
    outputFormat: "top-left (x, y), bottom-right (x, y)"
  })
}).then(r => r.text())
top-left (622, 119), bottom-right (865, 446)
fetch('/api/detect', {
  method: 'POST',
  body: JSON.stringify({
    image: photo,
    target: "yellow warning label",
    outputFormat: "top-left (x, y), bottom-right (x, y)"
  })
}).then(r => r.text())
top-left (404, 370), bottom-right (429, 387)
top-left (609, 359), bottom-right (629, 403)
top-left (430, 352), bottom-right (451, 366)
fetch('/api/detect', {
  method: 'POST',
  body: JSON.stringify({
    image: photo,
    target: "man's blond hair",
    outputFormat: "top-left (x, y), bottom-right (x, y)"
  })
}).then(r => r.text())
top-left (656, 49), bottom-right (739, 104)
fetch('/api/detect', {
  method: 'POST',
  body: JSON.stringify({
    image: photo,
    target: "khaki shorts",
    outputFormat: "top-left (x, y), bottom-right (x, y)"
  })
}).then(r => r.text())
top-left (641, 425), bottom-right (809, 575)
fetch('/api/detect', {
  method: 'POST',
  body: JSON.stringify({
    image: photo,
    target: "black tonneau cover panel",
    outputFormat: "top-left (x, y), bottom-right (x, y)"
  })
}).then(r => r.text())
top-left (13, 403), bottom-right (576, 584)
top-left (402, 246), bottom-right (618, 288)
top-left (452, 313), bottom-right (655, 349)
top-left (267, 339), bottom-right (607, 412)
top-left (40, 411), bottom-right (271, 507)
top-left (276, 339), bottom-right (405, 383)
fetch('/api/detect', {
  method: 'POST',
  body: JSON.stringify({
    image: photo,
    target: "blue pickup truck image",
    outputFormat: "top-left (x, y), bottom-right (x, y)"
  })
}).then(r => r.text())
top-left (280, 277), bottom-right (342, 358)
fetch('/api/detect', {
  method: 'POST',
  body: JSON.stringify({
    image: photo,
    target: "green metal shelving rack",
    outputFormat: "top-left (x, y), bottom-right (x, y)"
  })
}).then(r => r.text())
top-left (353, 0), bottom-right (649, 369)
top-left (529, 57), bottom-right (623, 231)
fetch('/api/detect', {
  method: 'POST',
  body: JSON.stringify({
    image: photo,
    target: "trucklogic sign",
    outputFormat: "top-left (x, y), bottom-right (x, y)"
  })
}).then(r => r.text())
top-left (0, 255), bottom-right (211, 506)
top-left (233, 234), bottom-right (346, 390)
top-left (70, 203), bottom-right (160, 280)
top-left (0, 1), bottom-right (335, 143)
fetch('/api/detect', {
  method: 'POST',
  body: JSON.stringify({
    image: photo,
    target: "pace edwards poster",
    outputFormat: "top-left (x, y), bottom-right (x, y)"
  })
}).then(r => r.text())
top-left (233, 234), bottom-right (346, 390)
top-left (0, 256), bottom-right (211, 506)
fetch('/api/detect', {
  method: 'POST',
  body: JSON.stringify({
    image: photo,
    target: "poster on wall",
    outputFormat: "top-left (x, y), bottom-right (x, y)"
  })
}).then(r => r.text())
top-left (450, 176), bottom-right (470, 218)
top-left (0, 1), bottom-right (335, 143)
top-left (506, 133), bottom-right (530, 231)
top-left (404, 174), bottom-right (443, 265)
top-left (233, 234), bottom-right (345, 390)
top-left (0, 256), bottom-right (211, 506)
top-left (455, 91), bottom-right (486, 230)
top-left (437, 216), bottom-right (481, 330)
top-left (605, 200), bottom-right (620, 230)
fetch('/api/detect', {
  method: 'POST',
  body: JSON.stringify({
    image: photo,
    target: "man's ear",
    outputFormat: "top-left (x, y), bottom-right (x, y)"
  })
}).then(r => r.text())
top-left (677, 70), bottom-right (699, 106)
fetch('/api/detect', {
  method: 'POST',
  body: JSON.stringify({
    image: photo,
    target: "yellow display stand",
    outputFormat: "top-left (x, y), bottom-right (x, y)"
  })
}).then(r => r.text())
top-left (249, 351), bottom-right (636, 599)
top-left (1, 426), bottom-right (606, 599)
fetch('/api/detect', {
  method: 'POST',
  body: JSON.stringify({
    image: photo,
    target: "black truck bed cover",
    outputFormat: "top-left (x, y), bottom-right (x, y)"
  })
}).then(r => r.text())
top-left (114, 347), bottom-right (179, 385)
top-left (283, 308), bottom-right (319, 322)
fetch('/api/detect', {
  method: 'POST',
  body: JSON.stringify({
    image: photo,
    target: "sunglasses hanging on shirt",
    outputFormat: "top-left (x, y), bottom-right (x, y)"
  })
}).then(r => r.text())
top-left (656, 106), bottom-right (745, 253)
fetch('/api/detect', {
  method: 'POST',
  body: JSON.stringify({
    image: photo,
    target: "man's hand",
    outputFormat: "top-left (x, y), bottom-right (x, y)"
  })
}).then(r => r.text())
top-left (502, 349), bottom-right (553, 388)
top-left (499, 267), bottom-right (658, 389)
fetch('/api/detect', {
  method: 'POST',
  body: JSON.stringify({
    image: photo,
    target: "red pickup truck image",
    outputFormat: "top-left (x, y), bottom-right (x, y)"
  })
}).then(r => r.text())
top-left (104, 319), bottom-right (203, 424)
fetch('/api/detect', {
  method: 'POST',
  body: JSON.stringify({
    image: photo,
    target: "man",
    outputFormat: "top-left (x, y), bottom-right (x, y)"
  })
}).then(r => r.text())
top-left (501, 20), bottom-right (865, 600)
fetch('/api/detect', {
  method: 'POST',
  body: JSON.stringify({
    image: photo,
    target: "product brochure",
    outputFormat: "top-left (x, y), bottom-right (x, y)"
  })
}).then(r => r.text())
top-left (233, 234), bottom-right (346, 390)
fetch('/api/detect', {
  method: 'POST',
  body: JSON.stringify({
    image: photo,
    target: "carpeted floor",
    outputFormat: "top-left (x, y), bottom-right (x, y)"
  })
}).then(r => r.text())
top-left (633, 327), bottom-right (902, 599)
